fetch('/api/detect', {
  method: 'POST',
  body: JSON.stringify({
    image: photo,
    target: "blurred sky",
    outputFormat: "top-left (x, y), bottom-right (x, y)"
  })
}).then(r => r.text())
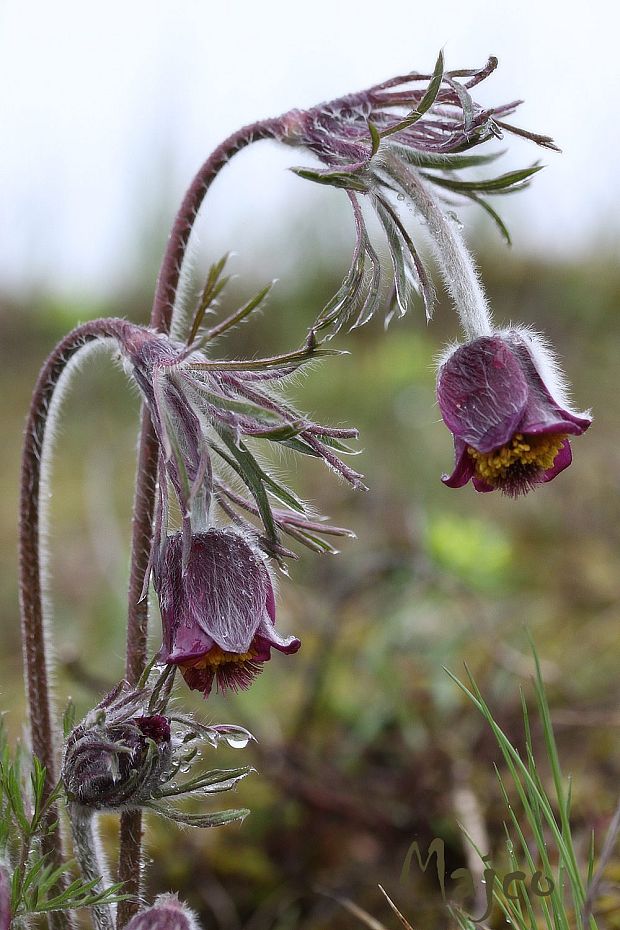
top-left (1, 0), bottom-right (619, 298)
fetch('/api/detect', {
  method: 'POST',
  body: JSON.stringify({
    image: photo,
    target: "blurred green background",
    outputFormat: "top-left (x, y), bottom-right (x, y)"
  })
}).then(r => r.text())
top-left (2, 230), bottom-right (619, 927)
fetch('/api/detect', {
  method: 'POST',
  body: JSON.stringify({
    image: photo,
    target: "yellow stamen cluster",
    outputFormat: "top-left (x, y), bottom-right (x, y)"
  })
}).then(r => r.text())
top-left (186, 645), bottom-right (255, 670)
top-left (467, 432), bottom-right (567, 486)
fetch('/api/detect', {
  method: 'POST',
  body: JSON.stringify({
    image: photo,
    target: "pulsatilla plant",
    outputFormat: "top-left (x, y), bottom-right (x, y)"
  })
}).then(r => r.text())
top-left (11, 52), bottom-right (590, 930)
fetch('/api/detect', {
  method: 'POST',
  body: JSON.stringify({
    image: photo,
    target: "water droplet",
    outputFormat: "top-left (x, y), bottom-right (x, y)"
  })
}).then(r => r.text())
top-left (397, 193), bottom-right (405, 202)
top-left (447, 210), bottom-right (464, 230)
top-left (225, 734), bottom-right (250, 750)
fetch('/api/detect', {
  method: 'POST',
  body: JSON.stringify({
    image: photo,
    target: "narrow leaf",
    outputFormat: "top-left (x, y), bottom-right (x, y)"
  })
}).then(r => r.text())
top-left (187, 254), bottom-right (230, 345)
top-left (423, 164), bottom-right (543, 194)
top-left (154, 766), bottom-right (252, 799)
top-left (466, 193), bottom-right (512, 245)
top-left (445, 76), bottom-right (475, 133)
top-left (380, 49), bottom-right (444, 137)
top-left (211, 431), bottom-right (279, 542)
top-left (367, 120), bottom-right (381, 157)
top-left (202, 281), bottom-right (275, 344)
top-left (387, 143), bottom-right (504, 171)
top-left (62, 700), bottom-right (76, 740)
top-left (146, 803), bottom-right (249, 828)
top-left (190, 346), bottom-right (343, 372)
top-left (373, 196), bottom-right (434, 320)
top-left (290, 166), bottom-right (368, 192)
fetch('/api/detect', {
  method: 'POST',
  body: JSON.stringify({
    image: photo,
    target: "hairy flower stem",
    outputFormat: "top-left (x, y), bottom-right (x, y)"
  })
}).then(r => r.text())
top-left (69, 806), bottom-right (114, 930)
top-left (381, 152), bottom-right (493, 339)
top-left (118, 116), bottom-right (283, 928)
top-left (19, 318), bottom-right (138, 930)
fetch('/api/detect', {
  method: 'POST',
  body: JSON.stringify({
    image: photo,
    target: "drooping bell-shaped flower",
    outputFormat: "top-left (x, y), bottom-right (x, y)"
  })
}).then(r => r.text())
top-left (437, 329), bottom-right (591, 496)
top-left (155, 529), bottom-right (300, 696)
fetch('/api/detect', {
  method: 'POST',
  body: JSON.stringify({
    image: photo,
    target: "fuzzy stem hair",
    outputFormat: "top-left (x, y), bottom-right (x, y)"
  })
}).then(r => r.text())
top-left (118, 115), bottom-right (284, 928)
top-left (19, 317), bottom-right (139, 930)
top-left (381, 151), bottom-right (493, 339)
top-left (68, 806), bottom-right (114, 930)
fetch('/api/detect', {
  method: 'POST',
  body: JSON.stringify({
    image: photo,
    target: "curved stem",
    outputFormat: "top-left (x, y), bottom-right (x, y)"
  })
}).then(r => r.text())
top-left (117, 116), bottom-right (283, 928)
top-left (152, 118), bottom-right (283, 331)
top-left (19, 317), bottom-right (137, 927)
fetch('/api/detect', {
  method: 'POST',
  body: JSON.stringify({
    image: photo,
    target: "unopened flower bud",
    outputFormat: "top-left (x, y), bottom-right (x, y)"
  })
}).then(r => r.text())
top-left (62, 684), bottom-right (172, 811)
top-left (125, 895), bottom-right (201, 930)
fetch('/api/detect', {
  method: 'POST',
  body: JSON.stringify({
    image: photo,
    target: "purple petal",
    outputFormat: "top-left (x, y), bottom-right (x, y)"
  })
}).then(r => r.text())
top-left (542, 438), bottom-right (572, 482)
top-left (472, 475), bottom-right (495, 493)
top-left (441, 439), bottom-right (476, 488)
top-left (159, 622), bottom-right (215, 665)
top-left (186, 532), bottom-right (268, 652)
top-left (253, 618), bottom-right (301, 660)
top-left (156, 531), bottom-right (271, 655)
top-left (135, 715), bottom-right (172, 743)
top-left (507, 337), bottom-right (591, 436)
top-left (437, 337), bottom-right (529, 452)
top-left (124, 894), bottom-right (198, 930)
top-left (180, 664), bottom-right (216, 698)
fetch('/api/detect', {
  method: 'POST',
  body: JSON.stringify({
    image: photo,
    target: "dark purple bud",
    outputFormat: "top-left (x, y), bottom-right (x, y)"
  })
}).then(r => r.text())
top-left (155, 529), bottom-right (300, 697)
top-left (62, 685), bottom-right (172, 810)
top-left (437, 330), bottom-right (591, 497)
top-left (125, 895), bottom-right (201, 930)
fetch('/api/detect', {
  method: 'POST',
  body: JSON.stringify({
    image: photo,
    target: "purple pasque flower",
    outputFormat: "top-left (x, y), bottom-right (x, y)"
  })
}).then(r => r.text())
top-left (277, 52), bottom-right (558, 333)
top-left (154, 529), bottom-right (300, 696)
top-left (437, 328), bottom-right (591, 497)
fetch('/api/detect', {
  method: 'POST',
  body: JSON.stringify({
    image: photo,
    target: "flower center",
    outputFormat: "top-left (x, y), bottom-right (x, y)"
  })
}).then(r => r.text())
top-left (186, 645), bottom-right (255, 670)
top-left (179, 645), bottom-right (263, 695)
top-left (467, 433), bottom-right (567, 488)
